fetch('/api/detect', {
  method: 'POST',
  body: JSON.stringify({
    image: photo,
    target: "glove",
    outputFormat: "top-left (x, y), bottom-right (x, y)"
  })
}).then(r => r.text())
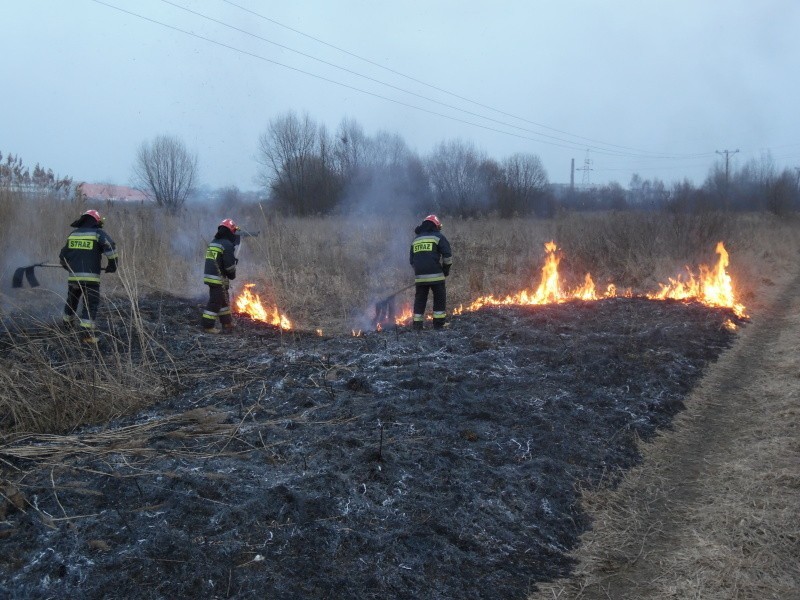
top-left (442, 264), bottom-right (451, 277)
top-left (104, 259), bottom-right (117, 274)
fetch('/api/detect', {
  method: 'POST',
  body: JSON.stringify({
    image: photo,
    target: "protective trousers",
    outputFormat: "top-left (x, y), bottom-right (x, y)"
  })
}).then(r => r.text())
top-left (63, 282), bottom-right (100, 330)
top-left (202, 285), bottom-right (232, 329)
top-left (413, 281), bottom-right (446, 329)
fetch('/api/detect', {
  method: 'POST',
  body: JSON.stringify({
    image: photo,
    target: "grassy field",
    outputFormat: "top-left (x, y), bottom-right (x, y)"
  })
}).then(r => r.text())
top-left (2, 191), bottom-right (799, 598)
top-left (3, 191), bottom-right (798, 331)
top-left (3, 189), bottom-right (799, 433)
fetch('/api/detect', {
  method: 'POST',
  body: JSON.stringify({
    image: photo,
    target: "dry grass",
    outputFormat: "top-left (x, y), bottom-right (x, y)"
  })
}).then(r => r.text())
top-left (2, 192), bottom-right (800, 433)
top-left (4, 191), bottom-right (799, 330)
top-left (0, 263), bottom-right (171, 434)
top-left (2, 191), bottom-right (800, 596)
top-left (530, 264), bottom-right (800, 599)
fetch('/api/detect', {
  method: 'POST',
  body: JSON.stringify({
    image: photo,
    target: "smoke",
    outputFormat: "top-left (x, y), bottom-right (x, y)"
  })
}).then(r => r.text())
top-left (0, 193), bottom-right (73, 319)
top-left (336, 168), bottom-right (425, 330)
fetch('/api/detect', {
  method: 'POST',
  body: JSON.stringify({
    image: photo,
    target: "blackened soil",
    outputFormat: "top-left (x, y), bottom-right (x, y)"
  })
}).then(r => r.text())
top-left (0, 295), bottom-right (743, 599)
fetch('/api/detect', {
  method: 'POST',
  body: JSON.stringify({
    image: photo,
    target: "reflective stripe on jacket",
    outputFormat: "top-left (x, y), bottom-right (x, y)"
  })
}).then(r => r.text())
top-left (410, 224), bottom-right (452, 284)
top-left (59, 227), bottom-right (118, 282)
top-left (203, 238), bottom-right (236, 286)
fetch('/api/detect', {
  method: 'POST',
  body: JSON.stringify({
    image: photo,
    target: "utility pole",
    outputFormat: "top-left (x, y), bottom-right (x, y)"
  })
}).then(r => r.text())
top-left (570, 158), bottom-right (575, 192)
top-left (716, 148), bottom-right (739, 210)
top-left (576, 151), bottom-right (593, 188)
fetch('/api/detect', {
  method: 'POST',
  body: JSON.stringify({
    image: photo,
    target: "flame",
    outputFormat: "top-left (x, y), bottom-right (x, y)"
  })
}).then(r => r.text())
top-left (646, 242), bottom-right (747, 318)
top-left (234, 284), bottom-right (292, 330)
top-left (316, 328), bottom-right (324, 336)
top-left (394, 306), bottom-right (414, 327)
top-left (460, 242), bottom-right (618, 312)
top-left (352, 329), bottom-right (363, 337)
top-left (456, 241), bottom-right (746, 319)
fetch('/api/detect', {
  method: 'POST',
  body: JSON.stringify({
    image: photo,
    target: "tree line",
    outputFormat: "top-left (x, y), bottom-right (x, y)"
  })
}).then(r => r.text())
top-left (8, 112), bottom-right (800, 217)
top-left (254, 112), bottom-right (552, 217)
top-left (0, 152), bottom-right (73, 194)
top-left (561, 158), bottom-right (800, 216)
top-left (252, 112), bottom-right (800, 217)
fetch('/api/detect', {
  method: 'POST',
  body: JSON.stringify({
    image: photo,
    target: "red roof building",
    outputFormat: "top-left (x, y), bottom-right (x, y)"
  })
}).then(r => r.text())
top-left (76, 182), bottom-right (151, 203)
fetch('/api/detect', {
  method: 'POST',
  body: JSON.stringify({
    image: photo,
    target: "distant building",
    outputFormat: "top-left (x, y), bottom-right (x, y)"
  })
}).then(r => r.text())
top-left (76, 182), bottom-right (151, 204)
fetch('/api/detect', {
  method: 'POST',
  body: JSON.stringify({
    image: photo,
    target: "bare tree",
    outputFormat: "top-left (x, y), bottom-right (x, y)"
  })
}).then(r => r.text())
top-left (497, 153), bottom-right (550, 216)
top-left (425, 139), bottom-right (493, 216)
top-left (333, 118), bottom-right (370, 180)
top-left (257, 112), bottom-right (339, 215)
top-left (134, 135), bottom-right (197, 213)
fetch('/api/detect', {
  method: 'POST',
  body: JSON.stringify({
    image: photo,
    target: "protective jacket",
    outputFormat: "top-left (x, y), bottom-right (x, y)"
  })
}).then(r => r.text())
top-left (59, 226), bottom-right (118, 283)
top-left (409, 221), bottom-right (452, 284)
top-left (203, 236), bottom-right (237, 286)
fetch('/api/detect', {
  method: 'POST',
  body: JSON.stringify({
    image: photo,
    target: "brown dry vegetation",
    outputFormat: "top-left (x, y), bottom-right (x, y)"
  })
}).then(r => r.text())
top-left (2, 190), bottom-right (800, 598)
top-left (530, 263), bottom-right (800, 599)
top-left (3, 191), bottom-right (795, 325)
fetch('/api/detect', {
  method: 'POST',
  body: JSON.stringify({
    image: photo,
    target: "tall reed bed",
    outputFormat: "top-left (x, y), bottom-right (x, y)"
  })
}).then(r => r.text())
top-left (1, 191), bottom-right (799, 434)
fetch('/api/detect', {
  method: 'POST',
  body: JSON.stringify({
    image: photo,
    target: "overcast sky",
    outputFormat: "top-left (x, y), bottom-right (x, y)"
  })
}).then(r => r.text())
top-left (3, 0), bottom-right (799, 191)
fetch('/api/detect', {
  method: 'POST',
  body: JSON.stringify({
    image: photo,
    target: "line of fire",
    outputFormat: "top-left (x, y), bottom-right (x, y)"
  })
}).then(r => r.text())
top-left (233, 241), bottom-right (747, 335)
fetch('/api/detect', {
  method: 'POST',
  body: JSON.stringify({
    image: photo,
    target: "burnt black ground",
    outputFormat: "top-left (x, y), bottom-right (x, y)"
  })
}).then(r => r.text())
top-left (0, 294), bottom-right (743, 599)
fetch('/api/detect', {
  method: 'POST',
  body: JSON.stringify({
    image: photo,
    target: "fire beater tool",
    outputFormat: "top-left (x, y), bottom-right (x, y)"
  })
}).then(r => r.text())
top-left (11, 262), bottom-right (63, 288)
top-left (12, 263), bottom-right (110, 288)
top-left (373, 283), bottom-right (415, 327)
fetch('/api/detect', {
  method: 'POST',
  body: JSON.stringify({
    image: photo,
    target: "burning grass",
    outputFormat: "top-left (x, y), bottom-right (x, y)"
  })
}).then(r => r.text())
top-left (529, 268), bottom-right (800, 600)
top-left (462, 240), bottom-right (743, 314)
top-left (2, 193), bottom-right (800, 597)
top-left (0, 292), bottom-right (743, 599)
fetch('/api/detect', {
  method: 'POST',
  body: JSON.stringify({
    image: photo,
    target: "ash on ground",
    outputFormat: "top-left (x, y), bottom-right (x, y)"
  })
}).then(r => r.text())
top-left (0, 295), bottom-right (742, 599)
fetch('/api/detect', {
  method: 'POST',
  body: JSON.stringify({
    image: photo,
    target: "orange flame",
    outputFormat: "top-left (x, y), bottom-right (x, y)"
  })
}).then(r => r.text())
top-left (234, 284), bottom-right (292, 330)
top-left (394, 306), bottom-right (414, 327)
top-left (455, 241), bottom-right (745, 318)
top-left (646, 242), bottom-right (747, 318)
top-left (459, 242), bottom-right (618, 312)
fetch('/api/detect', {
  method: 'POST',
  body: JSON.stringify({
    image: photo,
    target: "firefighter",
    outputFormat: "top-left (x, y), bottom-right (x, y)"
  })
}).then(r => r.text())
top-left (410, 214), bottom-right (452, 330)
top-left (58, 209), bottom-right (118, 344)
top-left (201, 218), bottom-right (239, 334)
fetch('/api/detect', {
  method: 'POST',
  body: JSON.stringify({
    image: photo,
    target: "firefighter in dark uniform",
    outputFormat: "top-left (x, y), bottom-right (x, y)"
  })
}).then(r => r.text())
top-left (58, 209), bottom-right (118, 343)
top-left (202, 218), bottom-right (239, 333)
top-left (410, 214), bottom-right (452, 330)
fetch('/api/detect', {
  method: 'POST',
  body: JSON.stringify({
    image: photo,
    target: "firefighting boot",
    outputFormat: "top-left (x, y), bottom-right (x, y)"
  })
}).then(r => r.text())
top-left (203, 327), bottom-right (220, 335)
top-left (433, 320), bottom-right (446, 330)
top-left (221, 322), bottom-right (236, 334)
top-left (412, 320), bottom-right (423, 331)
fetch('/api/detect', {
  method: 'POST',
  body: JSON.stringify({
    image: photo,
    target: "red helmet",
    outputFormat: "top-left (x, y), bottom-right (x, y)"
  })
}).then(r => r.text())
top-left (219, 218), bottom-right (239, 234)
top-left (424, 214), bottom-right (442, 230)
top-left (79, 209), bottom-right (104, 226)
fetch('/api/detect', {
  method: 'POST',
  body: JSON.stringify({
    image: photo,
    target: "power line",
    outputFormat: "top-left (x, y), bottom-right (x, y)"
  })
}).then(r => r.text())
top-left (220, 0), bottom-right (714, 160)
top-left (85, 1), bottom-right (605, 154)
top-left (158, 0), bottom-right (704, 160)
top-left (92, 0), bottom-right (712, 161)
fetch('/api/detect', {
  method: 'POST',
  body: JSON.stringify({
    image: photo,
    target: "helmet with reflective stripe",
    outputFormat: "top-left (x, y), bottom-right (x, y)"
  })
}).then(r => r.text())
top-left (424, 214), bottom-right (442, 230)
top-left (219, 218), bottom-right (239, 234)
top-left (82, 209), bottom-right (104, 226)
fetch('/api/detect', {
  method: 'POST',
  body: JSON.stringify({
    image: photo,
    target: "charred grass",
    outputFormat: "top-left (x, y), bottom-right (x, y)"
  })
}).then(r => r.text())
top-left (2, 191), bottom-right (800, 598)
top-left (530, 264), bottom-right (800, 600)
top-left (0, 293), bottom-right (744, 599)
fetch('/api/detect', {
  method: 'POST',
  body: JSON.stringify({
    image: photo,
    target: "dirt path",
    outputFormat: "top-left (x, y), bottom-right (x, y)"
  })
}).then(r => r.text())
top-left (534, 273), bottom-right (800, 599)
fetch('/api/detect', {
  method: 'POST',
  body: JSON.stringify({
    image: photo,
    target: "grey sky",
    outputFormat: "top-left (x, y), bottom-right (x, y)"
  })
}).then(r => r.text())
top-left (3, 0), bottom-right (799, 191)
